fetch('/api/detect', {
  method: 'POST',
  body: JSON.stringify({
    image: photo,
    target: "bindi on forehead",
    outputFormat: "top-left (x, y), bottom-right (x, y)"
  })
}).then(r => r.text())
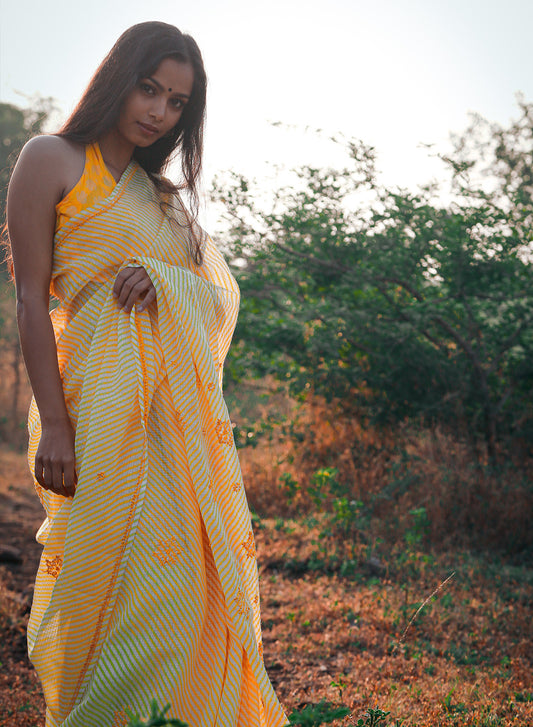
top-left (146, 72), bottom-right (192, 100)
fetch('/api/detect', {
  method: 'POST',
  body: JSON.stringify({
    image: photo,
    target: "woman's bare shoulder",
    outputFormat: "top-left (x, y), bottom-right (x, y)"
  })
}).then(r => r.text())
top-left (19, 134), bottom-right (84, 169)
top-left (14, 135), bottom-right (85, 199)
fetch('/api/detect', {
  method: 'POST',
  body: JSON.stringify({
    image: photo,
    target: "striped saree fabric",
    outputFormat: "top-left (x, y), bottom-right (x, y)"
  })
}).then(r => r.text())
top-left (26, 161), bottom-right (288, 727)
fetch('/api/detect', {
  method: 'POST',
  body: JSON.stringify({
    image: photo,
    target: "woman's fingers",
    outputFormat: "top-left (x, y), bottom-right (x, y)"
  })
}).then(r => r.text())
top-left (137, 285), bottom-right (157, 312)
top-left (114, 267), bottom-right (155, 312)
top-left (42, 459), bottom-right (53, 489)
top-left (35, 457), bottom-right (76, 497)
top-left (35, 422), bottom-right (77, 498)
top-left (62, 458), bottom-right (77, 497)
top-left (52, 461), bottom-right (67, 497)
top-left (35, 458), bottom-right (46, 489)
top-left (112, 267), bottom-right (137, 299)
top-left (123, 279), bottom-right (153, 312)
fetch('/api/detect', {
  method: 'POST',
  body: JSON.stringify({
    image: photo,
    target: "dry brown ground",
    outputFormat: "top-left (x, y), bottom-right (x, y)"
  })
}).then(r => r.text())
top-left (0, 448), bottom-right (532, 727)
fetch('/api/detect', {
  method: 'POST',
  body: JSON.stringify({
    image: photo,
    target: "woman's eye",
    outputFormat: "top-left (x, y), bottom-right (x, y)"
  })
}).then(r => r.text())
top-left (171, 98), bottom-right (184, 109)
top-left (140, 83), bottom-right (155, 94)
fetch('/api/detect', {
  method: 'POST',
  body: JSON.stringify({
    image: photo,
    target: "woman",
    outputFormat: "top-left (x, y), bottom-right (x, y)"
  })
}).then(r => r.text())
top-left (6, 21), bottom-right (287, 727)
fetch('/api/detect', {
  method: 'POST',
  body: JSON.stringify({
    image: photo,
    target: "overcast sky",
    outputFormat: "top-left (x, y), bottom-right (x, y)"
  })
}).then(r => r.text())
top-left (1, 0), bottom-right (532, 219)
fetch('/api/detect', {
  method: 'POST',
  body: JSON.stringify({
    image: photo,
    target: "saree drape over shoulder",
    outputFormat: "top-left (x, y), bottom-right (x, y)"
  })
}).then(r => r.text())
top-left (27, 162), bottom-right (287, 727)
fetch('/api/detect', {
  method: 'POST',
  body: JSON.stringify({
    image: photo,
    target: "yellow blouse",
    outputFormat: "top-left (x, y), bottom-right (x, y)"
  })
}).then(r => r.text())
top-left (55, 142), bottom-right (116, 232)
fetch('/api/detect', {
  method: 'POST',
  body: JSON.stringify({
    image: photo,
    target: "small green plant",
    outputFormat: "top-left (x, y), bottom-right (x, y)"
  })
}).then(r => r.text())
top-left (126, 700), bottom-right (188, 727)
top-left (287, 699), bottom-right (350, 725)
top-left (301, 467), bottom-right (365, 571)
top-left (514, 690), bottom-right (533, 702)
top-left (280, 471), bottom-right (300, 504)
top-left (355, 708), bottom-right (396, 726)
top-left (404, 507), bottom-right (429, 547)
top-left (308, 468), bottom-right (339, 505)
top-left (250, 511), bottom-right (265, 530)
top-left (441, 688), bottom-right (468, 715)
top-left (125, 698), bottom-right (353, 727)
top-left (330, 677), bottom-right (348, 700)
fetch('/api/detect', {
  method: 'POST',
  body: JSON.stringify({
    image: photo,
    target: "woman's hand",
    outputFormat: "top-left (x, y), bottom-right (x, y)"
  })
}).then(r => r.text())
top-left (35, 419), bottom-right (77, 498)
top-left (113, 266), bottom-right (156, 313)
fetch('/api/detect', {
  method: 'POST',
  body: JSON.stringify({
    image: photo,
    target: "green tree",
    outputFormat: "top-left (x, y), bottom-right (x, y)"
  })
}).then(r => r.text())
top-left (214, 105), bottom-right (533, 460)
top-left (0, 98), bottom-right (56, 445)
top-left (1, 97), bottom-right (56, 227)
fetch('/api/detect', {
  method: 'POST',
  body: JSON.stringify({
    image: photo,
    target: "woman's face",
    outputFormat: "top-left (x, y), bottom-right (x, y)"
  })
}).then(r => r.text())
top-left (116, 57), bottom-right (195, 147)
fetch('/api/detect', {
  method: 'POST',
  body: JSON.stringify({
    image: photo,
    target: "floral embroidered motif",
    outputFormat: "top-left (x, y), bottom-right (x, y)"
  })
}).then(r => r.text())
top-left (234, 588), bottom-right (249, 615)
top-left (112, 707), bottom-right (130, 727)
top-left (153, 536), bottom-right (182, 566)
top-left (253, 593), bottom-right (260, 605)
top-left (97, 472), bottom-right (105, 481)
top-left (232, 481), bottom-right (242, 492)
top-left (215, 418), bottom-right (233, 447)
top-left (44, 555), bottom-right (63, 578)
top-left (207, 382), bottom-right (216, 391)
top-left (258, 640), bottom-right (264, 657)
top-left (195, 367), bottom-right (202, 389)
top-left (241, 532), bottom-right (256, 559)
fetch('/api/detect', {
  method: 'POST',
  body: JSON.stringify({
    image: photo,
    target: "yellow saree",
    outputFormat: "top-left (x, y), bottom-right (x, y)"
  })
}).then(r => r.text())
top-left (27, 161), bottom-right (287, 727)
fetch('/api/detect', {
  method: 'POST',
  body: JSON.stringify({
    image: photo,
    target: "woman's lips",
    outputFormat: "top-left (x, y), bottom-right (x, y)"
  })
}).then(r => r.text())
top-left (137, 121), bottom-right (158, 135)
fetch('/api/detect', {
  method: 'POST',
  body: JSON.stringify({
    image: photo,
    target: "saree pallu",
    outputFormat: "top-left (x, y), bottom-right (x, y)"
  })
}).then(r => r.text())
top-left (27, 161), bottom-right (287, 727)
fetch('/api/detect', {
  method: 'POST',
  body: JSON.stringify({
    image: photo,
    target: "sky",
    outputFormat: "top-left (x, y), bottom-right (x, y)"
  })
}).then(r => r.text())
top-left (1, 0), bottom-right (532, 224)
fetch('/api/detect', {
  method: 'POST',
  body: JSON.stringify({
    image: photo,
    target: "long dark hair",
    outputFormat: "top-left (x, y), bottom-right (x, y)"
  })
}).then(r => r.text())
top-left (61, 21), bottom-right (207, 264)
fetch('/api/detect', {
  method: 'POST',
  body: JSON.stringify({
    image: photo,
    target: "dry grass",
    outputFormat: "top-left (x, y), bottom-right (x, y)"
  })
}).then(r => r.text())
top-left (1, 388), bottom-right (532, 725)
top-left (0, 581), bottom-right (44, 727)
top-left (229, 389), bottom-right (533, 555)
top-left (256, 530), bottom-right (533, 726)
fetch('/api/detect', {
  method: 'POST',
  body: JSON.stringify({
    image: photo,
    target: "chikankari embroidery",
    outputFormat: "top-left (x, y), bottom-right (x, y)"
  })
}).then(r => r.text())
top-left (97, 472), bottom-right (105, 481)
top-left (153, 536), bottom-right (182, 566)
top-left (207, 382), bottom-right (216, 391)
top-left (195, 367), bottom-right (202, 389)
top-left (215, 418), bottom-right (233, 446)
top-left (44, 554), bottom-right (63, 578)
top-left (253, 593), bottom-right (260, 605)
top-left (241, 532), bottom-right (256, 559)
top-left (234, 588), bottom-right (249, 616)
top-left (112, 707), bottom-right (131, 727)
top-left (232, 481), bottom-right (242, 492)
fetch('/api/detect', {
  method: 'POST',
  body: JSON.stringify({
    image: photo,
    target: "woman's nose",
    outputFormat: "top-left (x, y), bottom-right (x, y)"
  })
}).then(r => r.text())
top-left (149, 99), bottom-right (166, 121)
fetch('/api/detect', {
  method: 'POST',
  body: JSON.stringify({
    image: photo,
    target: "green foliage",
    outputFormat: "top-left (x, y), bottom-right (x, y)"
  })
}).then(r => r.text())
top-left (0, 98), bottom-right (56, 233)
top-left (514, 691), bottom-right (533, 703)
top-left (354, 708), bottom-right (398, 726)
top-left (279, 471), bottom-right (300, 503)
top-left (290, 466), bottom-right (365, 572)
top-left (0, 99), bottom-right (57, 446)
top-left (213, 103), bottom-right (533, 459)
top-left (125, 698), bottom-right (353, 727)
top-left (287, 699), bottom-right (350, 725)
top-left (441, 688), bottom-right (468, 715)
top-left (126, 700), bottom-right (188, 726)
top-left (404, 507), bottom-right (430, 548)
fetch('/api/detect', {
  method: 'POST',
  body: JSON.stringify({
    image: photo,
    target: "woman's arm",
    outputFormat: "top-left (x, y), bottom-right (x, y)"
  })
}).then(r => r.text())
top-left (7, 136), bottom-right (78, 497)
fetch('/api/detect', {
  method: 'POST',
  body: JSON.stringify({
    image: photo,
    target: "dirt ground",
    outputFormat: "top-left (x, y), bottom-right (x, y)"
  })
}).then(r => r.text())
top-left (0, 448), bottom-right (46, 726)
top-left (1, 447), bottom-right (532, 727)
